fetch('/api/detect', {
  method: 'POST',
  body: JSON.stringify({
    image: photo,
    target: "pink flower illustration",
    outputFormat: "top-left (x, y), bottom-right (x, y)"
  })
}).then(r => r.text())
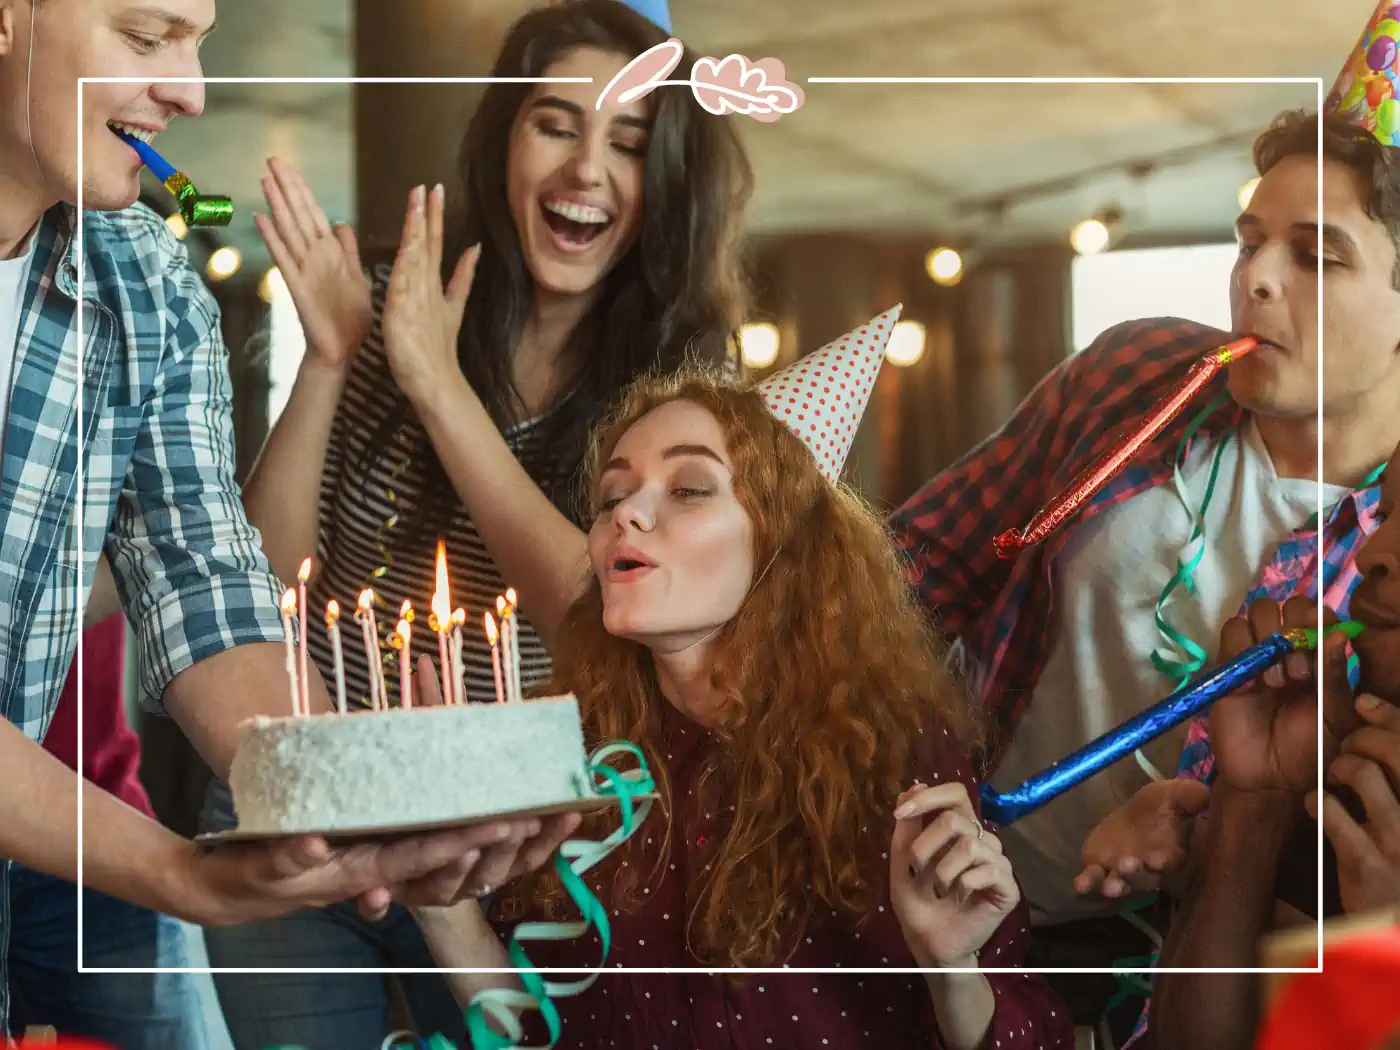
top-left (691, 54), bottom-right (803, 122)
top-left (595, 39), bottom-right (804, 123)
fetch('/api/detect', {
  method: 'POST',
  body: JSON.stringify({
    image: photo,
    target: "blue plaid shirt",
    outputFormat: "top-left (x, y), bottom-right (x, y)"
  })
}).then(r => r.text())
top-left (1, 201), bottom-right (284, 1019)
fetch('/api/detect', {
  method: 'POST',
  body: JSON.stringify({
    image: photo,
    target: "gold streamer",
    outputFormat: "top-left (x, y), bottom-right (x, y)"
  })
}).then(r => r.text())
top-left (368, 422), bottom-right (417, 696)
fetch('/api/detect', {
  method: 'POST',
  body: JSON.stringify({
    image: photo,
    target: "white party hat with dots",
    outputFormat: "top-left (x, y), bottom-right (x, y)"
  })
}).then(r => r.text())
top-left (753, 304), bottom-right (902, 483)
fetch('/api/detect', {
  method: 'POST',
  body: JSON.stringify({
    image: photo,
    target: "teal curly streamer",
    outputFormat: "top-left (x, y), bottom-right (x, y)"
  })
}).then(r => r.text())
top-left (263, 741), bottom-right (654, 1050)
top-left (463, 741), bottom-right (655, 1050)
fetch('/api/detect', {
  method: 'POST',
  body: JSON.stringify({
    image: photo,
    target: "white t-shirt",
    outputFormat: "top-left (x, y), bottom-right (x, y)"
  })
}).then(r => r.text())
top-left (991, 419), bottom-right (1347, 925)
top-left (0, 228), bottom-right (38, 454)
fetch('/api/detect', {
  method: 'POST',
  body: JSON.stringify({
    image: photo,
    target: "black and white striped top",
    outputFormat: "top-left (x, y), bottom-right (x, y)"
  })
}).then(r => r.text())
top-left (305, 264), bottom-right (567, 709)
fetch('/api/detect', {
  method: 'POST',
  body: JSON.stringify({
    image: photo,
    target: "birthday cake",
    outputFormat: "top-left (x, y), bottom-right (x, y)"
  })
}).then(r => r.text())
top-left (227, 696), bottom-right (596, 835)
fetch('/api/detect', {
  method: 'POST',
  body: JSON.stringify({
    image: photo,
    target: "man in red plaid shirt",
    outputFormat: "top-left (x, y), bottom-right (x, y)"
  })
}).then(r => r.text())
top-left (888, 107), bottom-right (1400, 1037)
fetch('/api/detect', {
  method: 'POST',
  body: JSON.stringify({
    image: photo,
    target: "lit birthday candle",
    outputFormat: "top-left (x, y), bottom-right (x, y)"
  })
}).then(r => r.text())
top-left (450, 607), bottom-right (466, 705)
top-left (393, 615), bottom-right (413, 709)
top-left (496, 596), bottom-right (514, 703)
top-left (485, 612), bottom-right (505, 704)
top-left (296, 558), bottom-right (312, 716)
top-left (279, 589), bottom-right (301, 717)
top-left (325, 600), bottom-right (347, 715)
top-left (355, 588), bottom-right (383, 711)
top-left (505, 588), bottom-right (522, 703)
top-left (430, 541), bottom-right (454, 705)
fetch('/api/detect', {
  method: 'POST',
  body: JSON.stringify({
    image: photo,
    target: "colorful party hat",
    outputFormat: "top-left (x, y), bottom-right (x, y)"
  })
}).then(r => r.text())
top-left (1327, 0), bottom-right (1400, 145)
top-left (753, 305), bottom-right (902, 483)
top-left (617, 0), bottom-right (672, 33)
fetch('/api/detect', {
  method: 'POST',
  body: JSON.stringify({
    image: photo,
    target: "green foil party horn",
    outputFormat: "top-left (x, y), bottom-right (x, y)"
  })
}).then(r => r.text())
top-left (114, 127), bottom-right (233, 226)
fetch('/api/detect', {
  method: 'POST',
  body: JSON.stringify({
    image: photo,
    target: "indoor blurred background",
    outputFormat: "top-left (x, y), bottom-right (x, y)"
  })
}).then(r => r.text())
top-left (116, 0), bottom-right (1351, 1037)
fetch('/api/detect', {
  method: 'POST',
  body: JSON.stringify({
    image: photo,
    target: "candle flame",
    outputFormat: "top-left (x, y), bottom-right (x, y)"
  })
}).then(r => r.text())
top-left (432, 539), bottom-right (452, 627)
top-left (280, 589), bottom-right (296, 615)
top-left (392, 618), bottom-right (411, 649)
top-left (496, 594), bottom-right (509, 620)
top-left (484, 612), bottom-right (498, 645)
top-left (400, 599), bottom-right (414, 624)
top-left (326, 599), bottom-right (340, 626)
top-left (451, 607), bottom-right (466, 627)
top-left (357, 588), bottom-right (374, 612)
top-left (505, 587), bottom-right (517, 609)
top-left (297, 557), bottom-right (312, 583)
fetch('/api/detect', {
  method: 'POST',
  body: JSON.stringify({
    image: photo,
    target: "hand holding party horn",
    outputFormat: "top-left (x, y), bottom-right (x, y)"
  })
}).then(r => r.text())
top-left (980, 621), bottom-right (1365, 825)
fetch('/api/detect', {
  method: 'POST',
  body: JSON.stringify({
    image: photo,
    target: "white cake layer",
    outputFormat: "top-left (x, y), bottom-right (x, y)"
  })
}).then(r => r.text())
top-left (228, 696), bottom-right (594, 833)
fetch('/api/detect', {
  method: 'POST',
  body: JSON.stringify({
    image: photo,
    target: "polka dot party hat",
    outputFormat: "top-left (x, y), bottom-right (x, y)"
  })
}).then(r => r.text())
top-left (753, 304), bottom-right (902, 483)
top-left (1328, 0), bottom-right (1400, 146)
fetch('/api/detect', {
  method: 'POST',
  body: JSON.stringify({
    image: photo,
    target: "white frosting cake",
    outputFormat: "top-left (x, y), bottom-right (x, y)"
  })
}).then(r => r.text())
top-left (227, 696), bottom-right (596, 834)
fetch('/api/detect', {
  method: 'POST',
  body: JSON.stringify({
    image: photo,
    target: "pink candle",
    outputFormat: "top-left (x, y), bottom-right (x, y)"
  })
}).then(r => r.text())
top-left (279, 589), bottom-right (301, 718)
top-left (296, 558), bottom-right (312, 716)
top-left (485, 612), bottom-right (505, 704)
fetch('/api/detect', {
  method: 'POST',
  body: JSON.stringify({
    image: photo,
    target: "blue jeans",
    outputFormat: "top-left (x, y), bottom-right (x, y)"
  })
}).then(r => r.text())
top-left (5, 862), bottom-right (210, 1050)
top-left (199, 780), bottom-right (466, 1050)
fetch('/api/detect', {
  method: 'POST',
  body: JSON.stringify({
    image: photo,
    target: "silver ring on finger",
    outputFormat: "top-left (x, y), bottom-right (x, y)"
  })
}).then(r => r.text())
top-left (474, 884), bottom-right (494, 899)
top-left (976, 823), bottom-right (984, 841)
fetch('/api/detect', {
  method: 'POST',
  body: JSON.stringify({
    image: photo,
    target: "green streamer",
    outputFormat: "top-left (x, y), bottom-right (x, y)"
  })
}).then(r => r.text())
top-left (464, 742), bottom-right (655, 1050)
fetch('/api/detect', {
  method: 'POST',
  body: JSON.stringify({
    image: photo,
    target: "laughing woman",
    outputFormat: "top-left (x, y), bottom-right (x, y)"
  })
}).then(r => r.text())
top-left (414, 356), bottom-right (1078, 1050)
top-left (198, 1), bottom-right (753, 1046)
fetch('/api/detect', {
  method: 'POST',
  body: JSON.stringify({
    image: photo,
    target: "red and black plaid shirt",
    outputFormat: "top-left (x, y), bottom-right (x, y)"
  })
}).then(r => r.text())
top-left (888, 318), bottom-right (1249, 770)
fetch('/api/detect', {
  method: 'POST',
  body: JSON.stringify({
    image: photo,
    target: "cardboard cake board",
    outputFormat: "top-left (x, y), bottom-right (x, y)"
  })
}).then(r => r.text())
top-left (195, 791), bottom-right (659, 846)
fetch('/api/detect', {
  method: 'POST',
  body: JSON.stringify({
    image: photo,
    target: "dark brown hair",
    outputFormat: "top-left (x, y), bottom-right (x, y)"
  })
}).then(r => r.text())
top-left (371, 0), bottom-right (754, 537)
top-left (1254, 108), bottom-right (1400, 284)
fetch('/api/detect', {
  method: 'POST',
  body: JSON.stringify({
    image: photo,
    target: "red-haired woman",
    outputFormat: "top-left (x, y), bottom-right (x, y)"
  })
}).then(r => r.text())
top-left (415, 365), bottom-right (1076, 1050)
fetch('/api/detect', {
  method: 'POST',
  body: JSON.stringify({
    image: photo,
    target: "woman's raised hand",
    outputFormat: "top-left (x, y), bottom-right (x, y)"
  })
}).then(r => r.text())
top-left (380, 184), bottom-right (480, 411)
top-left (255, 157), bottom-right (372, 370)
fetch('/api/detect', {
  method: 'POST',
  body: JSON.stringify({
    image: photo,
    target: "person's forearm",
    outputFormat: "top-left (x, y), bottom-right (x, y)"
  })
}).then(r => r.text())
top-left (84, 555), bottom-right (121, 628)
top-left (0, 719), bottom-right (204, 920)
top-left (162, 641), bottom-right (333, 780)
top-left (1151, 785), bottom-right (1298, 1050)
top-left (414, 373), bottom-right (589, 651)
top-left (414, 901), bottom-right (523, 1031)
top-left (923, 970), bottom-right (996, 1050)
top-left (242, 357), bottom-right (350, 585)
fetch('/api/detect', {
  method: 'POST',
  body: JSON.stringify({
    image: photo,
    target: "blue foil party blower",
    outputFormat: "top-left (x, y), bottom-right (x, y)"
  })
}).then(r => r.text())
top-left (979, 621), bottom-right (1366, 825)
top-left (113, 127), bottom-right (233, 226)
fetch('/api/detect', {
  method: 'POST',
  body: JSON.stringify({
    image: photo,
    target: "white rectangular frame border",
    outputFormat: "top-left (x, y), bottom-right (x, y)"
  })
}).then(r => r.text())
top-left (76, 72), bottom-right (1326, 978)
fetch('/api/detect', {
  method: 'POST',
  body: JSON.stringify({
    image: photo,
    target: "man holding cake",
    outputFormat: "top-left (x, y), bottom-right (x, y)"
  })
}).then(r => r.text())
top-left (0, 0), bottom-right (574, 1042)
top-left (887, 7), bottom-right (1400, 1037)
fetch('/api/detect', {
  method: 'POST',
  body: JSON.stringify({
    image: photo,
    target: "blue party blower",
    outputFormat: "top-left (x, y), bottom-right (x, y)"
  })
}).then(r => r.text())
top-left (979, 621), bottom-right (1366, 825)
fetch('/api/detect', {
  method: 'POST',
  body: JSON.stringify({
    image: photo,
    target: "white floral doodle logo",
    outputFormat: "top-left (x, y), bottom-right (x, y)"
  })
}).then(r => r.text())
top-left (596, 38), bottom-right (804, 122)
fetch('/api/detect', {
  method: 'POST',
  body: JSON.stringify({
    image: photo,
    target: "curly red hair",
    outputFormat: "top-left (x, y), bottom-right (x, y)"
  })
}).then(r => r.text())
top-left (531, 367), bottom-right (979, 969)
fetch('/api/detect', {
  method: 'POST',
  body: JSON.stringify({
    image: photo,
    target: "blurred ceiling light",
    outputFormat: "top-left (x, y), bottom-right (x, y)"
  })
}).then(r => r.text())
top-left (739, 322), bottom-right (780, 369)
top-left (1070, 217), bottom-right (1112, 256)
top-left (206, 246), bottom-right (242, 281)
top-left (925, 246), bottom-right (963, 287)
top-left (886, 320), bottom-right (926, 367)
top-left (259, 266), bottom-right (288, 304)
top-left (164, 212), bottom-right (188, 240)
top-left (1238, 176), bottom-right (1260, 210)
